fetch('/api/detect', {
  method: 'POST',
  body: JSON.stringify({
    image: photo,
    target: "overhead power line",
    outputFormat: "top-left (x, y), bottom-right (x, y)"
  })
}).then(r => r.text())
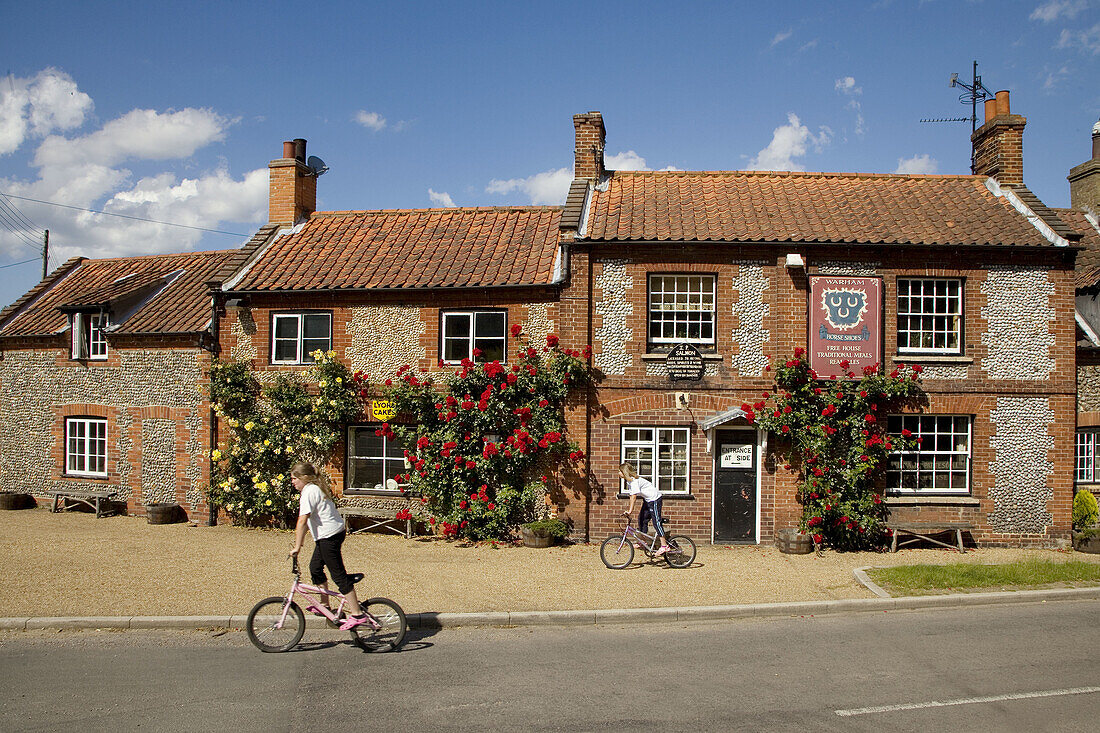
top-left (0, 256), bottom-right (41, 269)
top-left (0, 192), bottom-right (250, 237)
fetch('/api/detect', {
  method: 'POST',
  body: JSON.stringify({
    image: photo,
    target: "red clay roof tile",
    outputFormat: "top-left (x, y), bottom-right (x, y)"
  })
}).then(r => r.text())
top-left (230, 207), bottom-right (562, 292)
top-left (583, 171), bottom-right (1062, 248)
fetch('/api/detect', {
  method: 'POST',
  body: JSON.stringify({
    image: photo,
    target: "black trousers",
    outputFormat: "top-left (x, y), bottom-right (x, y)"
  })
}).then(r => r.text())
top-left (309, 530), bottom-right (354, 594)
top-left (638, 498), bottom-right (666, 537)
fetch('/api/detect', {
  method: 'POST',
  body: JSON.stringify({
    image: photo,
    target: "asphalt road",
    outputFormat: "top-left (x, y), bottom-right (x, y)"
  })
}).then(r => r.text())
top-left (1, 600), bottom-right (1097, 732)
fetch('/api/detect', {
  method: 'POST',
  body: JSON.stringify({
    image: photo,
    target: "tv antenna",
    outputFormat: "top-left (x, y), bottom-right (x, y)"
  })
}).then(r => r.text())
top-left (920, 60), bottom-right (995, 133)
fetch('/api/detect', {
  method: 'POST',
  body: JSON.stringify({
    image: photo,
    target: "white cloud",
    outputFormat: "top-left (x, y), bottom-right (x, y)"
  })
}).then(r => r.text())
top-left (0, 68), bottom-right (92, 155)
top-left (1057, 22), bottom-right (1100, 53)
top-left (1030, 0), bottom-right (1087, 22)
top-left (894, 154), bottom-right (938, 174)
top-left (486, 167), bottom-right (573, 205)
top-left (748, 113), bottom-right (832, 171)
top-left (355, 110), bottom-right (387, 131)
top-left (770, 29), bottom-right (793, 47)
top-left (428, 189), bottom-right (456, 207)
top-left (604, 150), bottom-right (679, 171)
top-left (1043, 65), bottom-right (1071, 89)
top-left (835, 76), bottom-right (862, 95)
top-left (0, 69), bottom-right (266, 268)
top-left (835, 77), bottom-right (865, 136)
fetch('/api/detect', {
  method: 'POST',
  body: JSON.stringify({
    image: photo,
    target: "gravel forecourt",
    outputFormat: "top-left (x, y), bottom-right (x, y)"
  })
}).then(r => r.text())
top-left (3, 505), bottom-right (1098, 618)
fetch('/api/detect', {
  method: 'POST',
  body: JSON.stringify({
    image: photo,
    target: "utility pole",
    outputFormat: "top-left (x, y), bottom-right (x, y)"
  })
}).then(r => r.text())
top-left (42, 229), bottom-right (49, 280)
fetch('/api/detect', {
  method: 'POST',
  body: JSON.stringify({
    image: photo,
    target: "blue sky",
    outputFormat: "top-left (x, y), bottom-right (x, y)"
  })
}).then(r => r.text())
top-left (1, 0), bottom-right (1098, 309)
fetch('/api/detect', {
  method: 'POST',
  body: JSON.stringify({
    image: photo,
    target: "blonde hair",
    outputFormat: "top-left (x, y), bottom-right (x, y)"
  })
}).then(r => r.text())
top-left (291, 461), bottom-right (332, 500)
top-left (619, 462), bottom-right (639, 480)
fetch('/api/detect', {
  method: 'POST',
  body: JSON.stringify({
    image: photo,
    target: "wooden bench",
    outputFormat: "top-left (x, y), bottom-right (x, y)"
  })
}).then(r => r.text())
top-left (48, 489), bottom-right (119, 519)
top-left (338, 506), bottom-right (413, 539)
top-left (889, 522), bottom-right (973, 553)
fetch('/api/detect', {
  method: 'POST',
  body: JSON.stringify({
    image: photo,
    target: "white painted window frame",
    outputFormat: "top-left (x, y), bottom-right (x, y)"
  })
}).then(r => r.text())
top-left (345, 425), bottom-right (410, 493)
top-left (886, 414), bottom-right (971, 494)
top-left (70, 312), bottom-right (109, 360)
top-left (65, 417), bottom-right (108, 478)
top-left (440, 310), bottom-right (507, 364)
top-left (271, 312), bottom-right (332, 365)
top-left (1076, 430), bottom-right (1100, 483)
top-left (896, 277), bottom-right (963, 354)
top-left (620, 426), bottom-right (691, 495)
top-left (647, 274), bottom-right (716, 347)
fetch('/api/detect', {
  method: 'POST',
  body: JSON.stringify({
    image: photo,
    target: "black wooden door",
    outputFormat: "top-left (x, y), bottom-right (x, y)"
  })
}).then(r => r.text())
top-left (713, 431), bottom-right (757, 543)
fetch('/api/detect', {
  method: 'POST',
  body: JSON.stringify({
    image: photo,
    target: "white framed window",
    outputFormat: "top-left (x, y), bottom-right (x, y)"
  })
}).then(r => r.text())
top-left (620, 426), bottom-right (690, 494)
top-left (71, 312), bottom-right (109, 360)
top-left (1076, 430), bottom-right (1100, 483)
top-left (271, 312), bottom-right (331, 364)
top-left (648, 275), bottom-right (716, 347)
top-left (65, 417), bottom-right (107, 477)
top-left (441, 310), bottom-right (506, 363)
top-left (896, 278), bottom-right (962, 354)
top-left (346, 426), bottom-right (411, 493)
top-left (886, 415), bottom-right (971, 494)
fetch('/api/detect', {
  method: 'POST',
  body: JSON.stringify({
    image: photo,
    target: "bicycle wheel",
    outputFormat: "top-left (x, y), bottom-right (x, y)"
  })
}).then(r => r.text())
top-left (349, 597), bottom-right (407, 652)
top-left (246, 596), bottom-right (305, 653)
top-left (663, 535), bottom-right (696, 568)
top-left (600, 535), bottom-right (634, 569)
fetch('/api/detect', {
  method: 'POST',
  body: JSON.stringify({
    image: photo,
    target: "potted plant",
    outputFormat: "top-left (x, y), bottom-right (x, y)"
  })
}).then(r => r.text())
top-left (1072, 489), bottom-right (1100, 554)
top-left (520, 517), bottom-right (569, 548)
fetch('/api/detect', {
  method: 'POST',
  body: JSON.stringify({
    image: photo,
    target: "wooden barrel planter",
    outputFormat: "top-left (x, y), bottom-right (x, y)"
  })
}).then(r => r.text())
top-left (0, 492), bottom-right (34, 510)
top-left (146, 503), bottom-right (184, 525)
top-left (776, 528), bottom-right (815, 554)
top-left (520, 526), bottom-right (555, 548)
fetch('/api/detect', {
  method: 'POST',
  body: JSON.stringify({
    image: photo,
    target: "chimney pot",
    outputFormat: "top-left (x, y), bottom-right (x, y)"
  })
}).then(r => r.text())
top-left (995, 90), bottom-right (1010, 116)
top-left (282, 141), bottom-right (296, 158)
top-left (984, 99), bottom-right (997, 123)
top-left (293, 138), bottom-right (306, 162)
top-left (1092, 120), bottom-right (1100, 160)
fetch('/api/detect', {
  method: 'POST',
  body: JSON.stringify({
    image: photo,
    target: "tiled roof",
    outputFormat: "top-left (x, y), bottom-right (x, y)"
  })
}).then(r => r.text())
top-left (580, 171), bottom-right (1066, 247)
top-left (229, 207), bottom-right (562, 292)
top-left (1058, 208), bottom-right (1100, 289)
top-left (0, 250), bottom-right (235, 338)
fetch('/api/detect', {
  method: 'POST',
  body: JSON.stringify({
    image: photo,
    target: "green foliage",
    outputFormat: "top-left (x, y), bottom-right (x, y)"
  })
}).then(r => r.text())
top-left (523, 517), bottom-right (571, 539)
top-left (207, 350), bottom-right (368, 527)
top-left (1073, 488), bottom-right (1099, 529)
top-left (379, 328), bottom-right (591, 542)
top-left (752, 350), bottom-right (924, 551)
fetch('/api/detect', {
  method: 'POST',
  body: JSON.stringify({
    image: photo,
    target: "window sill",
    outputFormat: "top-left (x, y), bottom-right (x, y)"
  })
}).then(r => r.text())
top-left (890, 353), bottom-right (972, 365)
top-left (885, 495), bottom-right (980, 506)
top-left (640, 353), bottom-right (723, 362)
top-left (616, 492), bottom-right (695, 500)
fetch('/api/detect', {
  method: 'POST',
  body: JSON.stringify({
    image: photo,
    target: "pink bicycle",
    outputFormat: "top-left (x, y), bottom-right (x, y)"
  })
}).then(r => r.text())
top-left (600, 515), bottom-right (696, 569)
top-left (246, 556), bottom-right (406, 653)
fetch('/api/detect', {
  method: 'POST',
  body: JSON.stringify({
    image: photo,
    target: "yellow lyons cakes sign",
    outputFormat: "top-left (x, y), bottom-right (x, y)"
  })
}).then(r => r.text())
top-left (371, 400), bottom-right (396, 422)
top-left (808, 276), bottom-right (882, 379)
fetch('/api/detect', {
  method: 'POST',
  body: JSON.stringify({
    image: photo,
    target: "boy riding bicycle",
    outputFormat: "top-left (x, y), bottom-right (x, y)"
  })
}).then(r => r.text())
top-left (618, 462), bottom-right (671, 556)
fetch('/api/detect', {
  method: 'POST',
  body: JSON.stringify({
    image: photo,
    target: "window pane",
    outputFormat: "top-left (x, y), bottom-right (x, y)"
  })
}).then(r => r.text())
top-left (474, 312), bottom-right (505, 339)
top-left (444, 314), bottom-right (471, 338)
top-left (273, 340), bottom-right (298, 362)
top-left (302, 314), bottom-right (330, 340)
top-left (274, 316), bottom-right (299, 339)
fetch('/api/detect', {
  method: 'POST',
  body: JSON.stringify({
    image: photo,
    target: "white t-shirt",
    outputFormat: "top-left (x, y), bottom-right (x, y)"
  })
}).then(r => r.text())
top-left (626, 476), bottom-right (662, 502)
top-left (298, 482), bottom-right (345, 541)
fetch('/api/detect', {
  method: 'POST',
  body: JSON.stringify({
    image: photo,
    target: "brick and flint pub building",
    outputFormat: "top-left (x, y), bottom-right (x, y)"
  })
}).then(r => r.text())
top-left (4, 93), bottom-right (1099, 547)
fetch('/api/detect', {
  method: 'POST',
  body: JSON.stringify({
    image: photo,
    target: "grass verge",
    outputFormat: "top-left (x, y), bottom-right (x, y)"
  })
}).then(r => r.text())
top-left (866, 558), bottom-right (1100, 595)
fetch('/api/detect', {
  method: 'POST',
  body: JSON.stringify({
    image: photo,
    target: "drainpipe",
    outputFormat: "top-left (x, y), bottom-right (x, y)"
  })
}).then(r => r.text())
top-left (205, 281), bottom-right (222, 526)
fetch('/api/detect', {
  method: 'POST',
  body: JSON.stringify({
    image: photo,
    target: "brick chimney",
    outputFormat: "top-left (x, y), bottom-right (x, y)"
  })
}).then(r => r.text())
top-left (573, 112), bottom-right (606, 181)
top-left (269, 138), bottom-right (316, 225)
top-left (971, 90), bottom-right (1025, 186)
top-left (1068, 118), bottom-right (1100, 215)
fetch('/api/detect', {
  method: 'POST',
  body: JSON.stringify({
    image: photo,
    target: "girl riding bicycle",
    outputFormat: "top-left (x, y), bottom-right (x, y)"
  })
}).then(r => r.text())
top-left (289, 462), bottom-right (369, 630)
top-left (618, 462), bottom-right (671, 556)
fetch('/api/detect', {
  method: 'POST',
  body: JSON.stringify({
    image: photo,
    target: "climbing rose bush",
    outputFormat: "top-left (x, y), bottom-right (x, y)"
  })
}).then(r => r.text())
top-left (751, 350), bottom-right (924, 551)
top-left (208, 351), bottom-right (368, 527)
top-left (378, 327), bottom-right (591, 542)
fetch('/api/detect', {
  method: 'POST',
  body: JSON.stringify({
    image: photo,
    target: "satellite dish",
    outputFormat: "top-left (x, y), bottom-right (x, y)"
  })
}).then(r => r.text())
top-left (306, 155), bottom-right (329, 177)
top-left (385, 478), bottom-right (399, 491)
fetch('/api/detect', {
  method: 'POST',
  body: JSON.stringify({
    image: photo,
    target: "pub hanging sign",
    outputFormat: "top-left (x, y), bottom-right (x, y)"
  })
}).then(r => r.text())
top-left (808, 275), bottom-right (882, 379)
top-left (667, 343), bottom-right (705, 381)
